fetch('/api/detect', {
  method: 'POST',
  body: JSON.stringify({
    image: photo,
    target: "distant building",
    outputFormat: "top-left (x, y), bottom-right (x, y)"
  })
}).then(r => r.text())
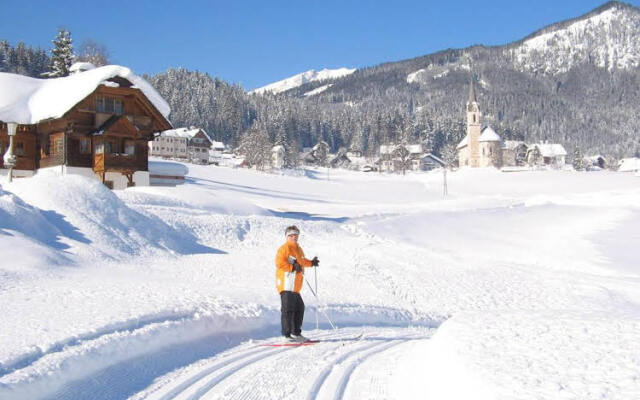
top-left (301, 141), bottom-right (330, 166)
top-left (502, 141), bottom-right (528, 167)
top-left (208, 141), bottom-right (227, 165)
top-left (329, 149), bottom-right (351, 168)
top-left (377, 143), bottom-right (436, 172)
top-left (456, 80), bottom-right (568, 169)
top-left (527, 143), bottom-right (567, 167)
top-left (150, 126), bottom-right (213, 164)
top-left (456, 81), bottom-right (503, 168)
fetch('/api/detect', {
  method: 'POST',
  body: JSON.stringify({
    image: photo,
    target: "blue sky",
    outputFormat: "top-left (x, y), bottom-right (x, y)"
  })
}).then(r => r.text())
top-left (1, 0), bottom-right (638, 89)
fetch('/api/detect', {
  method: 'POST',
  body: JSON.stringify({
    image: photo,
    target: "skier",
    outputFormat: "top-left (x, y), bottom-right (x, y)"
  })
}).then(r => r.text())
top-left (275, 225), bottom-right (319, 342)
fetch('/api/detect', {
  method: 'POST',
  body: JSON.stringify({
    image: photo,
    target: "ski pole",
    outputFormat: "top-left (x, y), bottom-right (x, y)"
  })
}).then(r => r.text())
top-left (314, 265), bottom-right (319, 330)
top-left (304, 276), bottom-right (337, 330)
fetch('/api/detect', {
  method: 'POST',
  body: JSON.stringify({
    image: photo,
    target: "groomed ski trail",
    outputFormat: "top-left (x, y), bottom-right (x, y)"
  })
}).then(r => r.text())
top-left (132, 327), bottom-right (433, 400)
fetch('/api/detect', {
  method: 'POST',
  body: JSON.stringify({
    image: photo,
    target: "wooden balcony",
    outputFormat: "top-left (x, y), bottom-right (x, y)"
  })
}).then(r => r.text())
top-left (93, 153), bottom-right (146, 172)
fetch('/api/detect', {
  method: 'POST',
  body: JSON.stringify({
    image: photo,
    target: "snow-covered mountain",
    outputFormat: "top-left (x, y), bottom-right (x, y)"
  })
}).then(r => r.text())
top-left (505, 1), bottom-right (640, 75)
top-left (249, 67), bottom-right (356, 95)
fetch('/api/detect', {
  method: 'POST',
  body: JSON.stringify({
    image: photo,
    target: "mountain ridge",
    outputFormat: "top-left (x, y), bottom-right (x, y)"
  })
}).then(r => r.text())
top-left (149, 1), bottom-right (640, 160)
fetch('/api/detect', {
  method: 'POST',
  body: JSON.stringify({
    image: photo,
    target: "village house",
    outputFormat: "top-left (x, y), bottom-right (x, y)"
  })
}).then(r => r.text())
top-left (208, 141), bottom-right (227, 165)
top-left (457, 81), bottom-right (568, 170)
top-left (526, 143), bottom-right (567, 167)
top-left (377, 143), bottom-right (433, 172)
top-left (502, 140), bottom-right (529, 167)
top-left (301, 141), bottom-right (330, 166)
top-left (149, 126), bottom-right (213, 164)
top-left (0, 64), bottom-right (171, 189)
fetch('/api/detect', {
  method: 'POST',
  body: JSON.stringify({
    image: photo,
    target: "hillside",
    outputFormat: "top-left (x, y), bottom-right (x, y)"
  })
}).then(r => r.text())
top-left (148, 1), bottom-right (640, 160)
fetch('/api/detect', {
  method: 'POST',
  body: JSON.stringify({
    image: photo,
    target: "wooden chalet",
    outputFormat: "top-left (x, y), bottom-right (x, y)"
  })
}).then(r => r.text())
top-left (0, 65), bottom-right (171, 189)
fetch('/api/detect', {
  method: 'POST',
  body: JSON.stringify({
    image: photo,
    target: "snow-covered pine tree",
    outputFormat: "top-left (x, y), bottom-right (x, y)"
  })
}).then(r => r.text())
top-left (238, 123), bottom-right (272, 170)
top-left (440, 142), bottom-right (458, 167)
top-left (46, 28), bottom-right (74, 77)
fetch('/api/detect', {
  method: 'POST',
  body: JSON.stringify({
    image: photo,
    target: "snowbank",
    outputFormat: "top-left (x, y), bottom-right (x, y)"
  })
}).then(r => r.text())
top-left (3, 174), bottom-right (214, 259)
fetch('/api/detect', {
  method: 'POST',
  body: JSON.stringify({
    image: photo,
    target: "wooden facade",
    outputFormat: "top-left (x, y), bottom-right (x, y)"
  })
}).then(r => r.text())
top-left (1, 81), bottom-right (171, 185)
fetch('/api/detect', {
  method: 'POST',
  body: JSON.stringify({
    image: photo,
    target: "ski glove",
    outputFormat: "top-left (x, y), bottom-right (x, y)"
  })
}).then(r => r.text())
top-left (311, 256), bottom-right (319, 267)
top-left (292, 261), bottom-right (303, 273)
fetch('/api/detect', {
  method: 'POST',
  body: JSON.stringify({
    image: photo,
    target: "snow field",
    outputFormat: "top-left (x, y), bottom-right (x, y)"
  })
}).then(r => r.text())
top-left (1, 166), bottom-right (639, 399)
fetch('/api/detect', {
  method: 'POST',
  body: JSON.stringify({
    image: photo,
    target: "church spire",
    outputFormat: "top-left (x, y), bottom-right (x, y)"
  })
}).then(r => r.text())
top-left (468, 77), bottom-right (477, 104)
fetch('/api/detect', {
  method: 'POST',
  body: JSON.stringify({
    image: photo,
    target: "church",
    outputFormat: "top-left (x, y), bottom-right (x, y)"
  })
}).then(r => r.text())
top-left (456, 81), bottom-right (503, 168)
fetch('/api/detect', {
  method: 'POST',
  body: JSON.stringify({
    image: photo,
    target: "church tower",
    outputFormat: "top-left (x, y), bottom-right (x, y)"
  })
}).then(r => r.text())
top-left (466, 79), bottom-right (482, 167)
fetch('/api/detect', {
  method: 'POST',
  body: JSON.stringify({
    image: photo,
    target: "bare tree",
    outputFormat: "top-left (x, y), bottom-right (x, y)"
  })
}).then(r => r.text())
top-left (76, 39), bottom-right (110, 66)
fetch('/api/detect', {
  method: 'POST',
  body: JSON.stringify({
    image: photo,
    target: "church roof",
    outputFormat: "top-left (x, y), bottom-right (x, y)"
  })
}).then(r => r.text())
top-left (456, 135), bottom-right (468, 149)
top-left (479, 126), bottom-right (502, 142)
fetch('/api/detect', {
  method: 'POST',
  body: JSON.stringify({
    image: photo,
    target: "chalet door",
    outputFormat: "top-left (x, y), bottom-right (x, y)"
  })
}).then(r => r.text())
top-left (94, 138), bottom-right (105, 171)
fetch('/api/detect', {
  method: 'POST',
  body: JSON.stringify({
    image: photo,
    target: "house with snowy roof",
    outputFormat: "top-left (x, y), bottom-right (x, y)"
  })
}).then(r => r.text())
top-left (526, 143), bottom-right (567, 167)
top-left (0, 64), bottom-right (172, 189)
top-left (377, 143), bottom-right (432, 172)
top-left (456, 81), bottom-right (503, 168)
top-left (502, 140), bottom-right (529, 167)
top-left (150, 126), bottom-right (213, 164)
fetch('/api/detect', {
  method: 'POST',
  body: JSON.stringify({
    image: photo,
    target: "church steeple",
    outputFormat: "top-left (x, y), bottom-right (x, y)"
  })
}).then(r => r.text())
top-left (465, 77), bottom-right (482, 167)
top-left (468, 78), bottom-right (477, 104)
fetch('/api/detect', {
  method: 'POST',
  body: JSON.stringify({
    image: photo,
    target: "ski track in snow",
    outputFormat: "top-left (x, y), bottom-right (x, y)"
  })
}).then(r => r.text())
top-left (130, 327), bottom-right (430, 400)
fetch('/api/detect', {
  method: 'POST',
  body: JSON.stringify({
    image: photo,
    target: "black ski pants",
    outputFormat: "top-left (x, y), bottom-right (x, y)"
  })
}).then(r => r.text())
top-left (280, 291), bottom-right (305, 336)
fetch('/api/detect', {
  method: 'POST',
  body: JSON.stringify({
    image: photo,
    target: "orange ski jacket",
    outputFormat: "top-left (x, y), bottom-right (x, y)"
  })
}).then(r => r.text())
top-left (275, 242), bottom-right (312, 293)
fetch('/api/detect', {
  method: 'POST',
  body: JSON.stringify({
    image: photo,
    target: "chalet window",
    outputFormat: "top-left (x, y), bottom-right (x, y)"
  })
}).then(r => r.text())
top-left (96, 96), bottom-right (124, 115)
top-left (124, 140), bottom-right (135, 155)
top-left (16, 142), bottom-right (25, 156)
top-left (80, 139), bottom-right (91, 154)
top-left (52, 138), bottom-right (64, 155)
top-left (105, 141), bottom-right (116, 154)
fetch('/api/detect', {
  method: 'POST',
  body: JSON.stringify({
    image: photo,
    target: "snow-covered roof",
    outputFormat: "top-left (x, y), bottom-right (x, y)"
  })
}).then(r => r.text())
top-left (159, 127), bottom-right (211, 143)
top-left (618, 157), bottom-right (640, 172)
top-left (456, 135), bottom-right (469, 149)
top-left (503, 140), bottom-right (527, 150)
top-left (210, 141), bottom-right (226, 150)
top-left (148, 160), bottom-right (189, 176)
top-left (532, 143), bottom-right (567, 157)
top-left (69, 62), bottom-right (96, 74)
top-left (0, 65), bottom-right (170, 125)
top-left (479, 126), bottom-right (502, 142)
top-left (380, 144), bottom-right (424, 154)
